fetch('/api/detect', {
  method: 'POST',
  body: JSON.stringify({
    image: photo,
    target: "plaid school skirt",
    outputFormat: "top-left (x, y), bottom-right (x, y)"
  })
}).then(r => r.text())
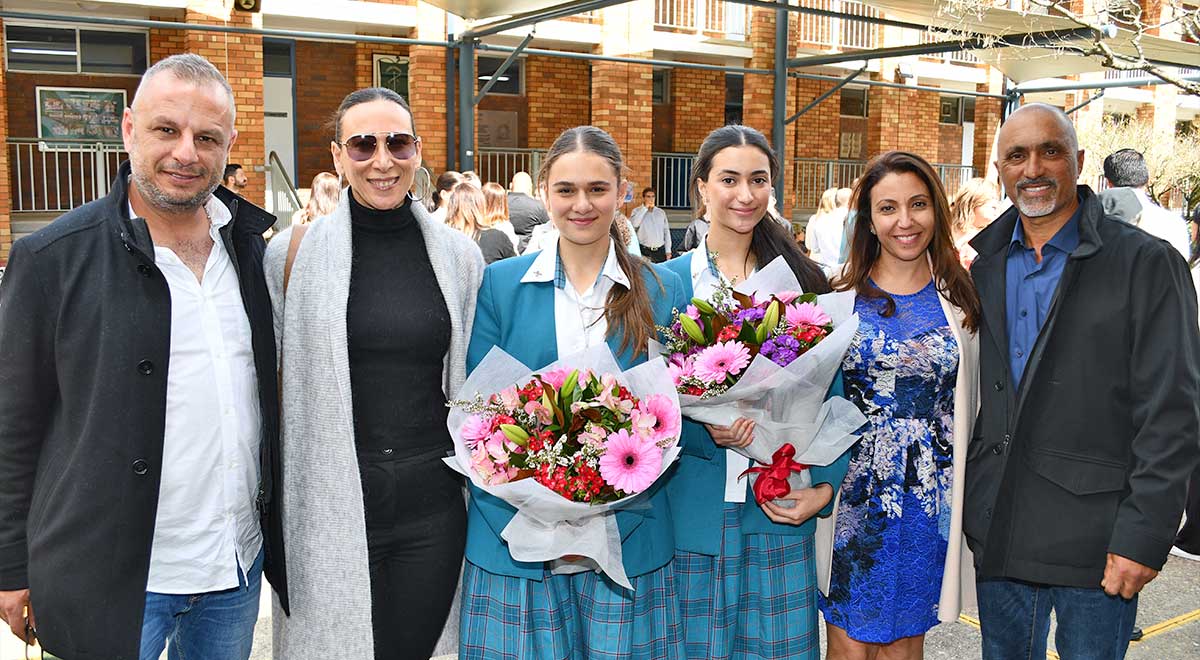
top-left (675, 504), bottom-right (820, 660)
top-left (459, 560), bottom-right (684, 659)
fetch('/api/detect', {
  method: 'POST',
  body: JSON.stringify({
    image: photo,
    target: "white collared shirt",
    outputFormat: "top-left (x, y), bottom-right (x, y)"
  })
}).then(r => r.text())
top-left (689, 237), bottom-right (753, 503)
top-left (130, 197), bottom-right (263, 594)
top-left (522, 238), bottom-right (630, 358)
top-left (1132, 189), bottom-right (1191, 260)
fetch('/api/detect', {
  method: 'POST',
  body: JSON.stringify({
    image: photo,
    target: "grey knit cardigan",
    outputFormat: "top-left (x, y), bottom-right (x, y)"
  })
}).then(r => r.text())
top-left (264, 189), bottom-right (484, 659)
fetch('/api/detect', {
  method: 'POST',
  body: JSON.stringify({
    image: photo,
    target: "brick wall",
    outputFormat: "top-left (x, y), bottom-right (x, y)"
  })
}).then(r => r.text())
top-left (866, 81), bottom-right (940, 163)
top-left (149, 14), bottom-right (187, 62)
top-left (938, 123), bottom-right (964, 164)
top-left (295, 41), bottom-right (356, 186)
top-left (527, 56), bottom-right (590, 150)
top-left (590, 62), bottom-right (653, 198)
top-left (184, 2), bottom-right (265, 206)
top-left (792, 76), bottom-right (840, 160)
top-left (671, 67), bottom-right (725, 153)
top-left (972, 82), bottom-right (1003, 178)
top-left (0, 19), bottom-right (10, 264)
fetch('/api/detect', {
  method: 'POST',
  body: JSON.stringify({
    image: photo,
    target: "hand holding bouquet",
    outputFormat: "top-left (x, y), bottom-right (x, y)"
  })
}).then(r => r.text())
top-left (652, 256), bottom-right (867, 506)
top-left (446, 345), bottom-right (682, 588)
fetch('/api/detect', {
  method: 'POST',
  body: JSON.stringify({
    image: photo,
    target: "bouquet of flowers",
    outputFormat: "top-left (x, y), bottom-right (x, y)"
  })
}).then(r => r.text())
top-left (652, 256), bottom-right (867, 504)
top-left (445, 344), bottom-right (682, 588)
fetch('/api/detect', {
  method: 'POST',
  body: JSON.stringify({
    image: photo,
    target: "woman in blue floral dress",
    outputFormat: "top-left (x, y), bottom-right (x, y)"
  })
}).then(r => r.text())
top-left (819, 152), bottom-right (981, 659)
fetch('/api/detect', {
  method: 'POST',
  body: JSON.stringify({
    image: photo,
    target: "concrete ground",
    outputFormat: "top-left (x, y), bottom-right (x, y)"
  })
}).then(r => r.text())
top-left (4, 554), bottom-right (1195, 659)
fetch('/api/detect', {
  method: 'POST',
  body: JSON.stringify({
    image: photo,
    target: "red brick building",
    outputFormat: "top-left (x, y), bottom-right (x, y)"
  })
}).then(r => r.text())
top-left (0, 0), bottom-right (1195, 264)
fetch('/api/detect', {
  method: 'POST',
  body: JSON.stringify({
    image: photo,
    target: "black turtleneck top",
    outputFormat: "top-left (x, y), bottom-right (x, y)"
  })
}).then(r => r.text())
top-left (347, 191), bottom-right (452, 454)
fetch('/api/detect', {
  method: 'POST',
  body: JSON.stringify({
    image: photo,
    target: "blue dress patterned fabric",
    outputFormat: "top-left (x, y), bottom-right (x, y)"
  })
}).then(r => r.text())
top-left (818, 281), bottom-right (958, 644)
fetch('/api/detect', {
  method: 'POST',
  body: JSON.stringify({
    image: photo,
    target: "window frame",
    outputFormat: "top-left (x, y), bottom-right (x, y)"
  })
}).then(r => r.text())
top-left (372, 54), bottom-right (411, 98)
top-left (939, 95), bottom-right (964, 125)
top-left (4, 21), bottom-right (148, 77)
top-left (476, 55), bottom-right (524, 97)
top-left (839, 86), bottom-right (869, 118)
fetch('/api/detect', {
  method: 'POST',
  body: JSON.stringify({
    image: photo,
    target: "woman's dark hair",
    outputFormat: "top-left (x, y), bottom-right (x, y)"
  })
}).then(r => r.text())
top-left (331, 87), bottom-right (415, 142)
top-left (691, 125), bottom-right (830, 294)
top-left (538, 126), bottom-right (663, 358)
top-left (434, 171), bottom-right (466, 209)
top-left (832, 150), bottom-right (981, 332)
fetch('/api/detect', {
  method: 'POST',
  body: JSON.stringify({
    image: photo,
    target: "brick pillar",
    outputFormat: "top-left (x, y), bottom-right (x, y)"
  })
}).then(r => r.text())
top-left (972, 70), bottom-right (1006, 182)
top-left (741, 7), bottom-right (800, 215)
top-left (866, 76), bottom-right (939, 161)
top-left (184, 1), bottom-right (265, 206)
top-left (591, 1), bottom-right (655, 195)
top-left (408, 2), bottom-right (448, 174)
top-left (149, 15), bottom-right (187, 62)
top-left (0, 18), bottom-right (11, 265)
top-left (670, 68), bottom-right (726, 153)
top-left (528, 56), bottom-right (591, 150)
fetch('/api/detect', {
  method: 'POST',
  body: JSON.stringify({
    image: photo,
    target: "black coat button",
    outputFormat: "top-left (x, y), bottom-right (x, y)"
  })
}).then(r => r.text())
top-left (132, 459), bottom-right (149, 475)
top-left (993, 381), bottom-right (1003, 391)
top-left (992, 444), bottom-right (1004, 455)
top-left (137, 360), bottom-right (154, 375)
top-left (137, 264), bottom-right (153, 277)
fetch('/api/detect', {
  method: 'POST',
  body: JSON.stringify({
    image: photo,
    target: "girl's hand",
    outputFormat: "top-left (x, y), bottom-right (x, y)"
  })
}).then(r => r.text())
top-left (705, 418), bottom-right (755, 449)
top-left (760, 484), bottom-right (833, 526)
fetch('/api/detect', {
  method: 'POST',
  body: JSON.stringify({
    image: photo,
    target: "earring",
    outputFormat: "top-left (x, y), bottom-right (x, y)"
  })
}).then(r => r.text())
top-left (869, 224), bottom-right (877, 235)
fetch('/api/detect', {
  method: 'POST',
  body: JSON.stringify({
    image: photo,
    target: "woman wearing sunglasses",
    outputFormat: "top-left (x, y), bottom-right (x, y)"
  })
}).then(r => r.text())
top-left (264, 87), bottom-right (484, 660)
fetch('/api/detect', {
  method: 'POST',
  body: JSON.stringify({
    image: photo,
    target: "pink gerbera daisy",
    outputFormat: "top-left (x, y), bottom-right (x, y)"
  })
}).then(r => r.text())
top-left (666, 357), bottom-right (694, 387)
top-left (632, 394), bottom-right (682, 445)
top-left (693, 341), bottom-right (751, 384)
top-left (599, 429), bottom-right (662, 494)
top-left (540, 367), bottom-right (571, 389)
top-left (786, 302), bottom-right (832, 328)
top-left (460, 414), bottom-right (493, 446)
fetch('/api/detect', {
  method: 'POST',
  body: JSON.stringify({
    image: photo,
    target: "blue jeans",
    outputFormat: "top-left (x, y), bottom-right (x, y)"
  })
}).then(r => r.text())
top-left (138, 548), bottom-right (263, 660)
top-left (976, 578), bottom-right (1137, 660)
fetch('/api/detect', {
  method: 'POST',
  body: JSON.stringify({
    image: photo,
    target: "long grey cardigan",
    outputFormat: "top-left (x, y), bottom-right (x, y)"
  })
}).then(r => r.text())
top-left (264, 189), bottom-right (484, 659)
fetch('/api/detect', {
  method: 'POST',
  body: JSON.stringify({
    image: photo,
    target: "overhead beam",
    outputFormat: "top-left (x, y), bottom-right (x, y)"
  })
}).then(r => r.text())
top-left (785, 65), bottom-right (868, 125)
top-left (474, 32), bottom-right (535, 105)
top-left (724, 0), bottom-right (931, 33)
top-left (462, 0), bottom-right (631, 39)
top-left (1066, 90), bottom-right (1104, 114)
top-left (1014, 73), bottom-right (1200, 94)
top-left (787, 26), bottom-right (1101, 68)
top-left (0, 10), bottom-right (452, 47)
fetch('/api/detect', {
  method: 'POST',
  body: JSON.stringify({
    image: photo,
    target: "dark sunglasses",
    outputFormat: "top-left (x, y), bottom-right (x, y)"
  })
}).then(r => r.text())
top-left (339, 132), bottom-right (420, 162)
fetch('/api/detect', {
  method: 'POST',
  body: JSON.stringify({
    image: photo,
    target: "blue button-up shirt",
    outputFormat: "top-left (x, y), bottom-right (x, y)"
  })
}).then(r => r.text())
top-left (1005, 206), bottom-right (1082, 385)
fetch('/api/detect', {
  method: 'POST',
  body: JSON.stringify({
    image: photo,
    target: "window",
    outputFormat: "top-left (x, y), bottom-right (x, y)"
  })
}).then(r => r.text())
top-left (6, 24), bottom-right (147, 75)
top-left (653, 69), bottom-right (670, 105)
top-left (373, 55), bottom-right (409, 98)
top-left (939, 96), bottom-right (963, 125)
top-left (725, 74), bottom-right (744, 125)
top-left (1176, 120), bottom-right (1196, 137)
top-left (263, 40), bottom-right (293, 77)
top-left (477, 56), bottom-right (522, 96)
top-left (963, 97), bottom-right (976, 123)
top-left (840, 87), bottom-right (868, 117)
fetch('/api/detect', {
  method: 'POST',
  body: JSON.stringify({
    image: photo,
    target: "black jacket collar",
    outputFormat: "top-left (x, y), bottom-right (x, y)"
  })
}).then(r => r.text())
top-left (970, 185), bottom-right (1105, 262)
top-left (105, 160), bottom-right (276, 253)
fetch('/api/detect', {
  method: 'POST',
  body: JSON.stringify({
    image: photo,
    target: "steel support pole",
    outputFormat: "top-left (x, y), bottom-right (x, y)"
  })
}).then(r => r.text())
top-left (772, 2), bottom-right (788, 212)
top-left (475, 32), bottom-right (535, 104)
top-left (446, 42), bottom-right (458, 172)
top-left (1066, 90), bottom-right (1104, 115)
top-left (458, 39), bottom-right (477, 173)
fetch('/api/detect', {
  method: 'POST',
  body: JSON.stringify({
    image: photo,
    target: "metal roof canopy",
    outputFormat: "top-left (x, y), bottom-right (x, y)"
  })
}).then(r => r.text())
top-left (7, 0), bottom-right (1195, 208)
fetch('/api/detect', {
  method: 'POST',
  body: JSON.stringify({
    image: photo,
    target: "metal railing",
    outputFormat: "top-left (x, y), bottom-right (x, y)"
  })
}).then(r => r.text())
top-left (654, 0), bottom-right (750, 39)
top-left (792, 158), bottom-right (867, 211)
top-left (651, 152), bottom-right (696, 210)
top-left (266, 151), bottom-right (302, 231)
top-left (795, 0), bottom-right (880, 50)
top-left (7, 138), bottom-right (127, 213)
top-left (476, 148), bottom-right (543, 188)
top-left (936, 164), bottom-right (977, 197)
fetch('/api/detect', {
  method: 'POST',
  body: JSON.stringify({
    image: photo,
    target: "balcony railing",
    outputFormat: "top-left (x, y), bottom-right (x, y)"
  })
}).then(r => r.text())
top-left (7, 138), bottom-right (127, 214)
top-left (654, 0), bottom-right (750, 40)
top-left (795, 0), bottom-right (881, 50)
top-left (651, 152), bottom-right (696, 210)
top-left (476, 148), bottom-right (544, 189)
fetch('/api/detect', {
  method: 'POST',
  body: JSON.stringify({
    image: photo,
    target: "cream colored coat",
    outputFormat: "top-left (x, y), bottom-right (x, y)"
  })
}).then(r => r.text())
top-left (815, 280), bottom-right (980, 623)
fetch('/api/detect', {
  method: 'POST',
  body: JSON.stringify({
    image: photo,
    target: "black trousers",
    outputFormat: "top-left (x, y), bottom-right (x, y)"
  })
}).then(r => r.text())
top-left (1177, 461), bottom-right (1200, 554)
top-left (360, 443), bottom-right (466, 660)
top-left (640, 244), bottom-right (667, 263)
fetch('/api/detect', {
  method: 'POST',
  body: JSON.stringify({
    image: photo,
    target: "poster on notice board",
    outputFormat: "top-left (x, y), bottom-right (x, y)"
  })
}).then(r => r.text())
top-left (37, 87), bottom-right (126, 141)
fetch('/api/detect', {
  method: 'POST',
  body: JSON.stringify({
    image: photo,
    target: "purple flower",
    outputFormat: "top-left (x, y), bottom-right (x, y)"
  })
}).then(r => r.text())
top-left (734, 307), bottom-right (766, 325)
top-left (760, 333), bottom-right (802, 367)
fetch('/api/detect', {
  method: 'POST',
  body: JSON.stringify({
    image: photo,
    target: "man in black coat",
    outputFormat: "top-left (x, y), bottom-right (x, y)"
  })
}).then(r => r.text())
top-left (507, 170), bottom-right (549, 252)
top-left (0, 54), bottom-right (287, 660)
top-left (966, 103), bottom-right (1200, 659)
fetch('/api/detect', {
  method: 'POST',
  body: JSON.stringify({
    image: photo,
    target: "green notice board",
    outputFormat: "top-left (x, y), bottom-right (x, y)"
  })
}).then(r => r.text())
top-left (37, 87), bottom-right (126, 141)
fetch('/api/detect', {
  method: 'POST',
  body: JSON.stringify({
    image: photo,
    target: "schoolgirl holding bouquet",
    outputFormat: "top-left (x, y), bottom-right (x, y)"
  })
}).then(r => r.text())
top-left (819, 151), bottom-right (980, 660)
top-left (460, 125), bottom-right (688, 659)
top-left (662, 124), bottom-right (852, 659)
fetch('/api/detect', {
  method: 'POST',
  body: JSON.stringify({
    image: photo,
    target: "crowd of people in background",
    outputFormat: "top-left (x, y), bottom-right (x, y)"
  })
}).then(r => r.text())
top-left (2, 50), bottom-right (1199, 660)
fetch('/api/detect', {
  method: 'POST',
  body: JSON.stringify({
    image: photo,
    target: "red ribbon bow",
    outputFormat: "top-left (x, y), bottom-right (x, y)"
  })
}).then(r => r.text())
top-left (739, 443), bottom-right (810, 505)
